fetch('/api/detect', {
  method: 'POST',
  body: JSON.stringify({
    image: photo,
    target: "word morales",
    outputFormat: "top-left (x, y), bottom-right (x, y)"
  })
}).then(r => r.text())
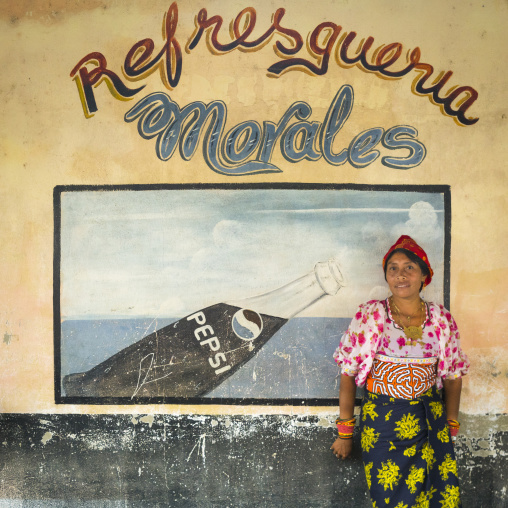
top-left (125, 85), bottom-right (426, 175)
top-left (70, 3), bottom-right (478, 126)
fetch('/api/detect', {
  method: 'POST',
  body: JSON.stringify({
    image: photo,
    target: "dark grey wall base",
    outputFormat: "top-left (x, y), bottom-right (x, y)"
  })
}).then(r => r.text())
top-left (0, 413), bottom-right (506, 507)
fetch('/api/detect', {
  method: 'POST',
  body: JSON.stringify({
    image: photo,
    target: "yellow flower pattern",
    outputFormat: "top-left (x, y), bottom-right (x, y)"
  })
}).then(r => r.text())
top-left (439, 485), bottom-right (461, 508)
top-left (437, 427), bottom-right (450, 443)
top-left (406, 465), bottom-right (425, 494)
top-left (385, 410), bottom-right (393, 421)
top-left (414, 487), bottom-right (437, 508)
top-left (403, 444), bottom-right (417, 457)
top-left (364, 462), bottom-right (373, 489)
top-left (429, 401), bottom-right (444, 419)
top-left (362, 400), bottom-right (379, 421)
top-left (394, 503), bottom-right (408, 508)
top-left (377, 459), bottom-right (402, 491)
top-left (438, 454), bottom-right (457, 481)
top-left (422, 442), bottom-right (436, 470)
top-left (361, 426), bottom-right (380, 453)
top-left (394, 413), bottom-right (421, 440)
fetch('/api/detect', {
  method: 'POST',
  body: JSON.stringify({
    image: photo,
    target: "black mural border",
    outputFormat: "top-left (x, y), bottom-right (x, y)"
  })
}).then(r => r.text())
top-left (53, 183), bottom-right (451, 406)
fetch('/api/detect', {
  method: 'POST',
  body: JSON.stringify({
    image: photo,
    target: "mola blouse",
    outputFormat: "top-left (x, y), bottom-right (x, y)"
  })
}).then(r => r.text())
top-left (333, 299), bottom-right (469, 389)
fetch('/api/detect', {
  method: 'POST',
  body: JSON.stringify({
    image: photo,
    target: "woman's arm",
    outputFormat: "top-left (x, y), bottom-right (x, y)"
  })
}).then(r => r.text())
top-left (330, 375), bottom-right (357, 459)
top-left (338, 374), bottom-right (357, 419)
top-left (443, 377), bottom-right (462, 421)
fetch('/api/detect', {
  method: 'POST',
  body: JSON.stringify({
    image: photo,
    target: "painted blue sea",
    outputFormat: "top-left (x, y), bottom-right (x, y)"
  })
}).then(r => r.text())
top-left (60, 316), bottom-right (352, 399)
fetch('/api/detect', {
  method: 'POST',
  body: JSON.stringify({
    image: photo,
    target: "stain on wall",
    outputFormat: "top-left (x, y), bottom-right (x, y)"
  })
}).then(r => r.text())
top-left (0, 1), bottom-right (109, 24)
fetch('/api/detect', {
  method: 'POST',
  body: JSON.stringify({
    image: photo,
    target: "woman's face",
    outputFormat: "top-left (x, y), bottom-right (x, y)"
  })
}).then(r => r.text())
top-left (385, 251), bottom-right (426, 299)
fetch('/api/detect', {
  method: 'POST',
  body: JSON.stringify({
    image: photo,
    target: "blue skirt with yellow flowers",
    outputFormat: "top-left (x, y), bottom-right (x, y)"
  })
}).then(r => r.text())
top-left (360, 386), bottom-right (462, 508)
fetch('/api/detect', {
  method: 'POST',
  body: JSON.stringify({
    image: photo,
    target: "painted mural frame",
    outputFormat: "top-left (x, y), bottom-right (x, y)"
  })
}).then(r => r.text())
top-left (54, 183), bottom-right (451, 406)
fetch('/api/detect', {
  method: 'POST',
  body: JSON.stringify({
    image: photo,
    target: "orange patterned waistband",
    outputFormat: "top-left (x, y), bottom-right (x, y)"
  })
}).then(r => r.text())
top-left (366, 356), bottom-right (437, 400)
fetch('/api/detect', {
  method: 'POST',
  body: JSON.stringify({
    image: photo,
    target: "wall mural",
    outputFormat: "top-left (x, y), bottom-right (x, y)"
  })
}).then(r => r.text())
top-left (3, 1), bottom-right (507, 504)
top-left (55, 184), bottom-right (449, 405)
top-left (58, 2), bottom-right (468, 405)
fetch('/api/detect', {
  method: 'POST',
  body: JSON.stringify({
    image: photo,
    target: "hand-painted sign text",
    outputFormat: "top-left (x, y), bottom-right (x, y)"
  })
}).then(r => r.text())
top-left (70, 2), bottom-right (478, 174)
top-left (125, 86), bottom-right (425, 175)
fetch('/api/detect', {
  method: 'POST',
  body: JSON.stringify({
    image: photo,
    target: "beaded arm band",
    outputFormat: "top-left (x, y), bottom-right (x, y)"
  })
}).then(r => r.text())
top-left (336, 417), bottom-right (356, 439)
top-left (447, 419), bottom-right (460, 441)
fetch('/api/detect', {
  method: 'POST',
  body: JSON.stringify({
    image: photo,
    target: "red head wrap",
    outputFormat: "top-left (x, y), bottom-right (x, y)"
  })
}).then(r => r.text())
top-left (382, 235), bottom-right (433, 287)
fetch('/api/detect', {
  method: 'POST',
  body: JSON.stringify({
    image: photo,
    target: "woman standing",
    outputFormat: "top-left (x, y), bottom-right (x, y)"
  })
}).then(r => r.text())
top-left (331, 235), bottom-right (469, 508)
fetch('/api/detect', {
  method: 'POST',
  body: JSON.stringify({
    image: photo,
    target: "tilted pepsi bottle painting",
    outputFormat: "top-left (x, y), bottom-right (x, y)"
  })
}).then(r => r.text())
top-left (63, 259), bottom-right (344, 400)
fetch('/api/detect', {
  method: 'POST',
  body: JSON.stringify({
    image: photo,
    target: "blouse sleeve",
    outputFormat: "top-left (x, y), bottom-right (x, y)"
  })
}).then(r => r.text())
top-left (435, 305), bottom-right (470, 383)
top-left (333, 300), bottom-right (384, 382)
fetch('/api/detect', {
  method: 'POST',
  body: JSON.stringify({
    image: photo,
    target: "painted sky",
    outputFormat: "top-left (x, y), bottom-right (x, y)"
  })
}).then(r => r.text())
top-left (60, 188), bottom-right (446, 319)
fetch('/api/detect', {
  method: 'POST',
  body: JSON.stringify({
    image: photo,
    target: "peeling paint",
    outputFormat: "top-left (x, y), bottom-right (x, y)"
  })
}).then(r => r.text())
top-left (0, 412), bottom-right (504, 505)
top-left (0, 414), bottom-right (492, 508)
top-left (140, 414), bottom-right (154, 428)
top-left (41, 431), bottom-right (53, 445)
top-left (273, 351), bottom-right (290, 360)
top-left (318, 417), bottom-right (333, 428)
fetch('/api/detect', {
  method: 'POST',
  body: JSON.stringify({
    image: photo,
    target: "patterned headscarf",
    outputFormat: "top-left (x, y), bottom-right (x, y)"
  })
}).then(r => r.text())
top-left (382, 235), bottom-right (433, 287)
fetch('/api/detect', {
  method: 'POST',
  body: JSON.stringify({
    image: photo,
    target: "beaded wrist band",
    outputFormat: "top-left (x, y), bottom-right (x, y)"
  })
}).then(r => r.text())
top-left (447, 419), bottom-right (460, 440)
top-left (336, 417), bottom-right (355, 439)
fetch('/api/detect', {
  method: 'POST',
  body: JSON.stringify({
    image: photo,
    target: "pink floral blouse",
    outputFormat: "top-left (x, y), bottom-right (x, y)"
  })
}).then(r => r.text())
top-left (333, 299), bottom-right (469, 389)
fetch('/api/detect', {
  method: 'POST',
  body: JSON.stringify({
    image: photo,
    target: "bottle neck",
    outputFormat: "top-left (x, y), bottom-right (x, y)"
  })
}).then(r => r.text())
top-left (227, 259), bottom-right (343, 319)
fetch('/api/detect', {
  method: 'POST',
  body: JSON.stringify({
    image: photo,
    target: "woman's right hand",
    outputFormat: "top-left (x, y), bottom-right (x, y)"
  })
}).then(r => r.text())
top-left (330, 436), bottom-right (353, 460)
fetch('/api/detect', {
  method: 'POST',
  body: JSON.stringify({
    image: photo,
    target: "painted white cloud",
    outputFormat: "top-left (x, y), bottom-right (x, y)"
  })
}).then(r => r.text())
top-left (391, 201), bottom-right (442, 242)
top-left (212, 220), bottom-right (250, 249)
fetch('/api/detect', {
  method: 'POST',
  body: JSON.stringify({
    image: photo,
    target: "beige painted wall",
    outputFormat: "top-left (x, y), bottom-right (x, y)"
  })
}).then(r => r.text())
top-left (0, 0), bottom-right (506, 415)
